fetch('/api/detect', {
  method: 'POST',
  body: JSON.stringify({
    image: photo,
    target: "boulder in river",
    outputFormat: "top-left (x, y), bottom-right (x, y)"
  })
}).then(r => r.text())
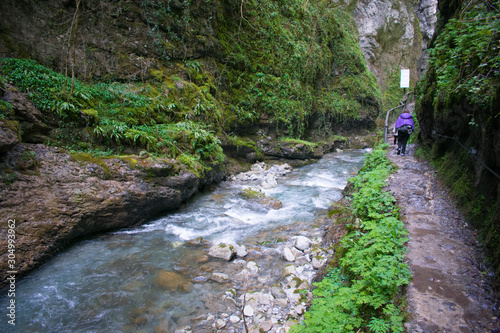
top-left (240, 187), bottom-right (283, 210)
top-left (208, 243), bottom-right (236, 261)
top-left (155, 270), bottom-right (186, 292)
top-left (283, 247), bottom-right (296, 262)
top-left (261, 173), bottom-right (278, 189)
top-left (210, 272), bottom-right (230, 283)
top-left (292, 235), bottom-right (312, 251)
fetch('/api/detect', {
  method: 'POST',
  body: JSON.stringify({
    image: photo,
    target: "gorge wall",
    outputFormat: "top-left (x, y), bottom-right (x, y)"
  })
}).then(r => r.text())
top-left (0, 0), bottom-right (438, 285)
top-left (350, 0), bottom-right (437, 88)
top-left (415, 0), bottom-right (500, 291)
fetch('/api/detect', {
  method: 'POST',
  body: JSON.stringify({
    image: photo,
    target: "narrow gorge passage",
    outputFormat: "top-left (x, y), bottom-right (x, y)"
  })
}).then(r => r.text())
top-left (387, 144), bottom-right (499, 332)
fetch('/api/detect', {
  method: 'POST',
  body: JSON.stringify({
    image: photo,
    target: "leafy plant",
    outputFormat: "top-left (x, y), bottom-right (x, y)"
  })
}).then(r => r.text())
top-left (425, 1), bottom-right (500, 112)
top-left (294, 146), bottom-right (410, 333)
top-left (0, 58), bottom-right (227, 175)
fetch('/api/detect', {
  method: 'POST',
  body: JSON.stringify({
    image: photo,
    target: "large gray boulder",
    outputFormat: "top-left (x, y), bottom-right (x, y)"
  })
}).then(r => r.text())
top-left (208, 243), bottom-right (236, 261)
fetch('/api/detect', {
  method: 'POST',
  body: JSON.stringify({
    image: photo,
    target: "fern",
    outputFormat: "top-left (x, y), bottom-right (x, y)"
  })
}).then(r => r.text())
top-left (294, 145), bottom-right (410, 333)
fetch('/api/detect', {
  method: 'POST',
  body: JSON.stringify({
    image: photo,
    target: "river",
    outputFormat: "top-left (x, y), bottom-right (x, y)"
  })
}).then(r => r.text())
top-left (0, 149), bottom-right (369, 332)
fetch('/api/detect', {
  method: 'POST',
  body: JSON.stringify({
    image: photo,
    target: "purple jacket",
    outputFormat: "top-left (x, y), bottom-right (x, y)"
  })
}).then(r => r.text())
top-left (395, 112), bottom-right (414, 130)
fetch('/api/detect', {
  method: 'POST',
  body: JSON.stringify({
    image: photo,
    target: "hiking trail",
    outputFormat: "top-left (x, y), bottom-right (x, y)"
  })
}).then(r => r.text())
top-left (386, 143), bottom-right (499, 332)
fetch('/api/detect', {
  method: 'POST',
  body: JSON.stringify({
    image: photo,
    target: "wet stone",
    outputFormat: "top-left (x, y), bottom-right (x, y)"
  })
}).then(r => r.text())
top-left (155, 270), bottom-right (186, 292)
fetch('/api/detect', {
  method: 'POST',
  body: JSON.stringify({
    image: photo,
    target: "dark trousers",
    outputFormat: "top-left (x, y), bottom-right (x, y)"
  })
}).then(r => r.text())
top-left (397, 131), bottom-right (410, 154)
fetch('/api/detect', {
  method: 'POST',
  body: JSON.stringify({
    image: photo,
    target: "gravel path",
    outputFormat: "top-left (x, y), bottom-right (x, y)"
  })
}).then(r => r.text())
top-left (386, 143), bottom-right (499, 332)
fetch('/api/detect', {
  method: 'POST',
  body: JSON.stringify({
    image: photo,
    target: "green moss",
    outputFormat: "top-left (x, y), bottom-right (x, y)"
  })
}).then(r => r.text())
top-left (280, 137), bottom-right (317, 151)
top-left (149, 69), bottom-right (164, 81)
top-left (1, 0), bottom-right (384, 180)
top-left (0, 168), bottom-right (18, 185)
top-left (0, 100), bottom-right (14, 119)
top-left (119, 155), bottom-right (138, 168)
top-left (215, 0), bottom-right (382, 137)
top-left (241, 187), bottom-right (266, 200)
top-left (70, 152), bottom-right (112, 178)
top-left (1, 119), bottom-right (21, 140)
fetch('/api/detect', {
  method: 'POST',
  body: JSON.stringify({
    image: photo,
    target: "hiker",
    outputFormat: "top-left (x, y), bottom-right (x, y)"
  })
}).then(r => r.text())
top-left (395, 109), bottom-right (415, 156)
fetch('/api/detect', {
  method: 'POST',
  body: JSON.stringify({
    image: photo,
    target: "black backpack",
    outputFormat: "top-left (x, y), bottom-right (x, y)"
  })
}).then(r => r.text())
top-left (398, 124), bottom-right (413, 134)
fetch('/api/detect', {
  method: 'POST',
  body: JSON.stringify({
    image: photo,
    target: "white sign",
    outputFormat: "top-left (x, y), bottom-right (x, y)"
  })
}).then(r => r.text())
top-left (400, 69), bottom-right (410, 88)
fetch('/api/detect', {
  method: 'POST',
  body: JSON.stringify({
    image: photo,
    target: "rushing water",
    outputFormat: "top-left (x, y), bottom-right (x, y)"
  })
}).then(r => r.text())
top-left (1, 149), bottom-right (369, 332)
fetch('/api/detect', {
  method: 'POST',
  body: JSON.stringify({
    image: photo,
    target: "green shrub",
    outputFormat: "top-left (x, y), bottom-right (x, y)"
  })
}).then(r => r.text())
top-left (294, 146), bottom-right (410, 333)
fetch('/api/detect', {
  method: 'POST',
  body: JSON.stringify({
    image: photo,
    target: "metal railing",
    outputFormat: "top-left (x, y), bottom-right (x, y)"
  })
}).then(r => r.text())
top-left (383, 91), bottom-right (415, 143)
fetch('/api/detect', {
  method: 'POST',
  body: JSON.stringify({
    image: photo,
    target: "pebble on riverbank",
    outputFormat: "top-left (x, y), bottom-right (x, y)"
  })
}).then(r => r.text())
top-left (182, 229), bottom-right (334, 332)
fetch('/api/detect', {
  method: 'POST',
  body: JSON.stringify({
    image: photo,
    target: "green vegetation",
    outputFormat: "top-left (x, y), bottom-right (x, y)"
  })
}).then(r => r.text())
top-left (294, 146), bottom-right (410, 333)
top-left (279, 137), bottom-right (317, 151)
top-left (415, 0), bottom-right (500, 290)
top-left (423, 1), bottom-right (500, 112)
top-left (217, 0), bottom-right (382, 137)
top-left (0, 58), bottom-right (225, 174)
top-left (0, 0), bottom-right (384, 176)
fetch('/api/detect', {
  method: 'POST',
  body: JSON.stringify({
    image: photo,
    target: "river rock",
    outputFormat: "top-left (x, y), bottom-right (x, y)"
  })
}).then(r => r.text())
top-left (244, 305), bottom-right (255, 316)
top-left (285, 288), bottom-right (302, 306)
top-left (233, 243), bottom-right (248, 257)
top-left (240, 187), bottom-right (283, 210)
top-left (229, 315), bottom-right (240, 324)
top-left (261, 173), bottom-right (278, 189)
top-left (255, 292), bottom-right (274, 306)
top-left (155, 270), bottom-right (186, 292)
top-left (210, 272), bottom-right (230, 283)
top-left (292, 236), bottom-right (312, 251)
top-left (289, 304), bottom-right (306, 319)
top-left (208, 243), bottom-right (235, 261)
top-left (247, 261), bottom-right (259, 274)
top-left (251, 162), bottom-right (266, 172)
top-left (275, 298), bottom-right (288, 308)
top-left (268, 163), bottom-right (292, 176)
top-left (215, 318), bottom-right (226, 329)
top-left (235, 268), bottom-right (252, 282)
top-left (154, 319), bottom-right (174, 333)
top-left (283, 247), bottom-right (295, 262)
top-left (282, 265), bottom-right (297, 277)
top-left (192, 276), bottom-right (208, 283)
top-left (312, 254), bottom-right (327, 269)
top-left (271, 285), bottom-right (288, 299)
top-left (290, 247), bottom-right (303, 259)
top-left (261, 320), bottom-right (274, 332)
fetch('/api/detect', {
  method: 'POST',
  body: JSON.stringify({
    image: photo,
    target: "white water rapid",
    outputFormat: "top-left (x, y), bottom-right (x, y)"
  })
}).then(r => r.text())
top-left (1, 149), bottom-right (369, 332)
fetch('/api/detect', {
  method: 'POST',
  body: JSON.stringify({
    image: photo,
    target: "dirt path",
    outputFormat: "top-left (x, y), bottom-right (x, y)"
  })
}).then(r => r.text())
top-left (386, 143), bottom-right (499, 332)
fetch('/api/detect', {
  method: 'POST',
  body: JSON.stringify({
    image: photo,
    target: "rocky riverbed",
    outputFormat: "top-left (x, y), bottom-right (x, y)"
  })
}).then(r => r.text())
top-left (124, 163), bottom-right (344, 333)
top-left (0, 149), bottom-right (366, 332)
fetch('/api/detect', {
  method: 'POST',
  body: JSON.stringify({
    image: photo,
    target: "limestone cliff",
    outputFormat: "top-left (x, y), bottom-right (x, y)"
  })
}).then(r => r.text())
top-left (349, 0), bottom-right (437, 88)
